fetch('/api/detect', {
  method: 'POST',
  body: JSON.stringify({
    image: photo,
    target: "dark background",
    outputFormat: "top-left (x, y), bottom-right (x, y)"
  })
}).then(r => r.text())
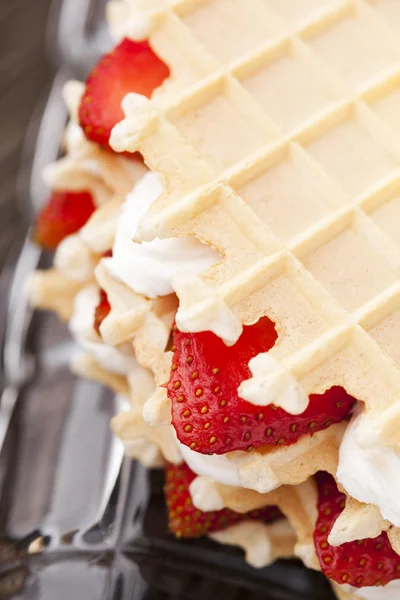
top-left (0, 0), bottom-right (53, 265)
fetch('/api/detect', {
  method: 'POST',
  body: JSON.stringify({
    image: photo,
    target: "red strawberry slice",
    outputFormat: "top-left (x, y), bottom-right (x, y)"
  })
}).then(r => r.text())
top-left (314, 472), bottom-right (400, 588)
top-left (167, 318), bottom-right (355, 455)
top-left (165, 462), bottom-right (281, 538)
top-left (33, 190), bottom-right (96, 251)
top-left (79, 39), bottom-right (170, 150)
top-left (93, 251), bottom-right (113, 335)
top-left (94, 289), bottom-right (111, 336)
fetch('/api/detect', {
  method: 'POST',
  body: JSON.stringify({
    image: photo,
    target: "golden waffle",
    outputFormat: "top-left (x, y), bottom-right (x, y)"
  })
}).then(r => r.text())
top-left (26, 268), bottom-right (84, 321)
top-left (108, 0), bottom-right (400, 486)
top-left (209, 519), bottom-right (296, 569)
top-left (189, 474), bottom-right (321, 569)
top-left (28, 78), bottom-right (147, 316)
top-left (28, 2), bottom-right (400, 591)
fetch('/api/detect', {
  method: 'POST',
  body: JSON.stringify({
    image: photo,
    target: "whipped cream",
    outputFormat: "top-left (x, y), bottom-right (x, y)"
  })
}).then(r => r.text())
top-left (69, 284), bottom-right (137, 375)
top-left (337, 410), bottom-right (400, 527)
top-left (107, 1), bottom-right (157, 42)
top-left (343, 580), bottom-right (400, 600)
top-left (179, 441), bottom-right (242, 487)
top-left (64, 121), bottom-right (88, 156)
top-left (104, 172), bottom-right (220, 298)
top-left (239, 353), bottom-right (309, 414)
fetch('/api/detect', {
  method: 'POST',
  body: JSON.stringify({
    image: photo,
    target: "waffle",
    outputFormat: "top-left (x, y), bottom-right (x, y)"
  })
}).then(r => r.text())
top-left (190, 474), bottom-right (320, 569)
top-left (26, 268), bottom-right (84, 321)
top-left (191, 472), bottom-right (400, 600)
top-left (73, 346), bottom-right (181, 466)
top-left (66, 260), bottom-right (180, 465)
top-left (109, 0), bottom-right (400, 489)
top-left (27, 78), bottom-right (147, 318)
top-left (72, 326), bottom-right (182, 467)
top-left (27, 1), bottom-right (400, 593)
top-left (46, 81), bottom-right (147, 206)
top-left (75, 337), bottom-right (297, 567)
top-left (27, 72), bottom-right (180, 465)
top-left (209, 519), bottom-right (296, 569)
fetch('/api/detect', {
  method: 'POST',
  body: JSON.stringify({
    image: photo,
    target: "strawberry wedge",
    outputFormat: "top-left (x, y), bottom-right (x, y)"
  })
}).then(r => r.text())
top-left (165, 462), bottom-right (281, 538)
top-left (94, 289), bottom-right (111, 336)
top-left (33, 190), bottom-right (95, 251)
top-left (315, 473), bottom-right (400, 588)
top-left (167, 319), bottom-right (355, 454)
top-left (79, 39), bottom-right (170, 150)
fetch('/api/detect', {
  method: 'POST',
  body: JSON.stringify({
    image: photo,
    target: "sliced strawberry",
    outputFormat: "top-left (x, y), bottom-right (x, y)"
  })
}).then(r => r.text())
top-left (94, 251), bottom-right (113, 335)
top-left (314, 473), bottom-right (400, 587)
top-left (167, 319), bottom-right (355, 455)
top-left (33, 190), bottom-right (96, 251)
top-left (79, 39), bottom-right (170, 149)
top-left (94, 289), bottom-right (111, 336)
top-left (165, 462), bottom-right (281, 538)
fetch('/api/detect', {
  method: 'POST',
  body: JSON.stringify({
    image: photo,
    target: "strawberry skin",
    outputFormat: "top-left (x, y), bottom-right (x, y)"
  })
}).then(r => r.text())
top-left (79, 39), bottom-right (170, 149)
top-left (33, 190), bottom-right (96, 251)
top-left (167, 319), bottom-right (355, 455)
top-left (314, 472), bottom-right (400, 588)
top-left (165, 462), bottom-right (281, 538)
top-left (94, 289), bottom-right (111, 336)
top-left (94, 251), bottom-right (112, 335)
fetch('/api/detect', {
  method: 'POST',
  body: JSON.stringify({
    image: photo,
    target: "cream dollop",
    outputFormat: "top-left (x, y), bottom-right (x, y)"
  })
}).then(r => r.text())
top-left (337, 410), bottom-right (400, 527)
top-left (104, 172), bottom-right (220, 298)
top-left (238, 353), bottom-right (309, 414)
top-left (64, 121), bottom-right (89, 156)
top-left (342, 580), bottom-right (400, 600)
top-left (179, 441), bottom-right (242, 487)
top-left (107, 1), bottom-right (156, 42)
top-left (69, 284), bottom-right (137, 375)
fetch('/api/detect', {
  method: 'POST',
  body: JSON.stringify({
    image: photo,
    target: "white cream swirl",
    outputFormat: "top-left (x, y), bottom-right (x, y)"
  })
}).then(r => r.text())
top-left (104, 172), bottom-right (220, 299)
top-left (342, 580), bottom-right (400, 600)
top-left (179, 441), bottom-right (242, 487)
top-left (337, 410), bottom-right (400, 527)
top-left (69, 284), bottom-right (137, 375)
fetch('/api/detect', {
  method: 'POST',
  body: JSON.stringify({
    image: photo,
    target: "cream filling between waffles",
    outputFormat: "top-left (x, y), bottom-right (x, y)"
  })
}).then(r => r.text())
top-left (104, 171), bottom-right (221, 299)
top-left (337, 409), bottom-right (400, 528)
top-left (179, 441), bottom-right (242, 487)
top-left (178, 424), bottom-right (343, 494)
top-left (69, 283), bottom-right (137, 375)
top-left (107, 0), bottom-right (159, 42)
top-left (339, 580), bottom-right (400, 600)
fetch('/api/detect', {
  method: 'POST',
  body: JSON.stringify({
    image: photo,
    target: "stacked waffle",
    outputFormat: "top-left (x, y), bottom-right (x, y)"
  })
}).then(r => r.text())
top-left (28, 0), bottom-right (400, 597)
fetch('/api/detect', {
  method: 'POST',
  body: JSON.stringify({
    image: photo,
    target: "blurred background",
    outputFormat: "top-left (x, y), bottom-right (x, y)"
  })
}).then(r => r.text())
top-left (0, 0), bottom-right (53, 266)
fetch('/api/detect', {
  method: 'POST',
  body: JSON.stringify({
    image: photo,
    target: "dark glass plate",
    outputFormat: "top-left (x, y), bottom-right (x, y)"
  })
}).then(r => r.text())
top-left (0, 2), bottom-right (337, 597)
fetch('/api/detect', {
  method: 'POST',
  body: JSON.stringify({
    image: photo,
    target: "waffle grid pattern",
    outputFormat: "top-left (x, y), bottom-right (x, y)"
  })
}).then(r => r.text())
top-left (112, 0), bottom-right (400, 442)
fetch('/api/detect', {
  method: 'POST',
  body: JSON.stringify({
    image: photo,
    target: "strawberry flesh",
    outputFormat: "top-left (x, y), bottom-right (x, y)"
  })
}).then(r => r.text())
top-left (168, 319), bottom-right (355, 454)
top-left (94, 251), bottom-right (113, 335)
top-left (33, 190), bottom-right (96, 251)
top-left (315, 472), bottom-right (400, 587)
top-left (79, 39), bottom-right (170, 149)
top-left (94, 289), bottom-right (111, 336)
top-left (165, 462), bottom-right (281, 538)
